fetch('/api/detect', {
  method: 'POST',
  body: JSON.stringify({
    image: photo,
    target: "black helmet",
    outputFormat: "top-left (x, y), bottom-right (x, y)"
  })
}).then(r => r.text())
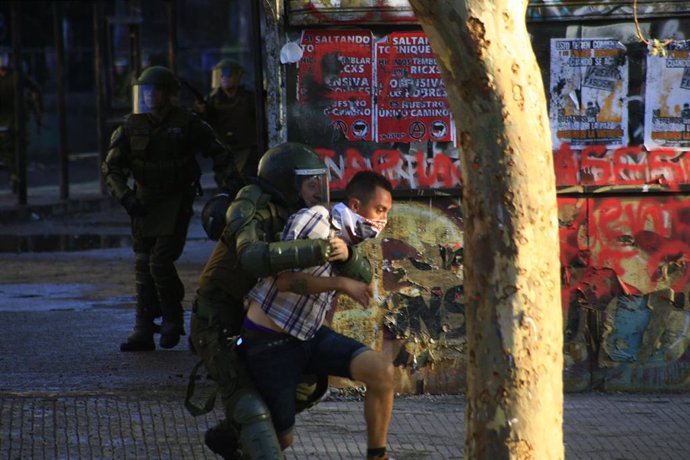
top-left (257, 142), bottom-right (329, 209)
top-left (135, 65), bottom-right (179, 89)
top-left (132, 66), bottom-right (179, 114)
top-left (211, 58), bottom-right (244, 89)
top-left (201, 192), bottom-right (233, 240)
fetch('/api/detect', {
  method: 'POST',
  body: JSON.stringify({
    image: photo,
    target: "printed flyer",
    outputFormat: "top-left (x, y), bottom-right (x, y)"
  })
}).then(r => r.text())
top-left (297, 29), bottom-right (375, 141)
top-left (375, 31), bottom-right (454, 143)
top-left (644, 40), bottom-right (690, 150)
top-left (549, 37), bottom-right (628, 149)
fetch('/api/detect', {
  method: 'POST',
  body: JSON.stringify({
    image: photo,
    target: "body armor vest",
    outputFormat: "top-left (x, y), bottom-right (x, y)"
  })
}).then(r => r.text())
top-left (124, 110), bottom-right (201, 192)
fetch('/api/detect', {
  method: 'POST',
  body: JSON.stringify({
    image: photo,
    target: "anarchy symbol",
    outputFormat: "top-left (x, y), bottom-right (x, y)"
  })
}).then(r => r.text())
top-left (409, 121), bottom-right (426, 140)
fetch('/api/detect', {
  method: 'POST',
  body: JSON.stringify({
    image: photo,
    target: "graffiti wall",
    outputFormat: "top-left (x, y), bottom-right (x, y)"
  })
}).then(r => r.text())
top-left (277, 1), bottom-right (690, 393)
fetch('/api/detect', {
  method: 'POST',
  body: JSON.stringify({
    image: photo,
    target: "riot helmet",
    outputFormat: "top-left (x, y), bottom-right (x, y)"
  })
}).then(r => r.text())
top-left (211, 58), bottom-right (244, 90)
top-left (201, 192), bottom-right (234, 241)
top-left (257, 142), bottom-right (329, 209)
top-left (132, 65), bottom-right (179, 114)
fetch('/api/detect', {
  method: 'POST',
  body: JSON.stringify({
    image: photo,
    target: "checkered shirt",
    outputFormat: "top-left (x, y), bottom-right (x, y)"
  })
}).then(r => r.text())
top-left (244, 205), bottom-right (336, 340)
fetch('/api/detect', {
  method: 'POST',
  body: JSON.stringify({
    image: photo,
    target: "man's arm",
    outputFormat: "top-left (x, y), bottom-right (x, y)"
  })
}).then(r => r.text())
top-left (275, 271), bottom-right (372, 307)
top-left (101, 126), bottom-right (132, 202)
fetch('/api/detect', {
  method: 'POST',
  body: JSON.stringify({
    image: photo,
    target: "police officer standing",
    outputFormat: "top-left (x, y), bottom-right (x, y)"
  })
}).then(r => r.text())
top-left (102, 66), bottom-right (241, 352)
top-left (195, 58), bottom-right (258, 178)
top-left (0, 47), bottom-right (42, 193)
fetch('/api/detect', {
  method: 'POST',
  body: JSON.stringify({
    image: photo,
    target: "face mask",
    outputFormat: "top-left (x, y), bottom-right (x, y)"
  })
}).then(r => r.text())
top-left (365, 217), bottom-right (387, 233)
top-left (330, 203), bottom-right (386, 244)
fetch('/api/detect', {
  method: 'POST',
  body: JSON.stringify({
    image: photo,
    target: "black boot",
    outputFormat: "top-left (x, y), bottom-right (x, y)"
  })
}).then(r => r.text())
top-left (120, 318), bottom-right (155, 351)
top-left (205, 420), bottom-right (243, 459)
top-left (159, 321), bottom-right (185, 349)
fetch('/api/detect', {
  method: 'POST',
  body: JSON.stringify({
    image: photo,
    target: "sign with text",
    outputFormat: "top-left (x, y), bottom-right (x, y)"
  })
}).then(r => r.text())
top-left (644, 40), bottom-right (690, 150)
top-left (375, 31), bottom-right (454, 143)
top-left (549, 38), bottom-right (628, 149)
top-left (297, 29), bottom-right (375, 141)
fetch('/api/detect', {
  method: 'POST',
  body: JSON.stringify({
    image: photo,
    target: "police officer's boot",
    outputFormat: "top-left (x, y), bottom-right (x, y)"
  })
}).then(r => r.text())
top-left (120, 306), bottom-right (156, 352)
top-left (204, 419), bottom-right (244, 459)
top-left (121, 263), bottom-right (158, 352)
top-left (159, 306), bottom-right (185, 349)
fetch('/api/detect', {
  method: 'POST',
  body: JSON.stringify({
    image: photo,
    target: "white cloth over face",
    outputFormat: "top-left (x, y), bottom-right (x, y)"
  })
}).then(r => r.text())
top-left (330, 202), bottom-right (385, 244)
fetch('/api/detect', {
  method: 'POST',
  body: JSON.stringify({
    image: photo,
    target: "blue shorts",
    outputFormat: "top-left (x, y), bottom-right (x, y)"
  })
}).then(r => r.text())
top-left (238, 325), bottom-right (369, 436)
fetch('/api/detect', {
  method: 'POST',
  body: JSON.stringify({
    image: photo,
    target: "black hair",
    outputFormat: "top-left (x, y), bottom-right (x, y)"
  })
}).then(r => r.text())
top-left (344, 170), bottom-right (393, 205)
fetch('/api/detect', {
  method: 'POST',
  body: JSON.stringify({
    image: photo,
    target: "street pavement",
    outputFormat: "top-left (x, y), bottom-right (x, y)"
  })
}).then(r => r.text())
top-left (2, 172), bottom-right (690, 459)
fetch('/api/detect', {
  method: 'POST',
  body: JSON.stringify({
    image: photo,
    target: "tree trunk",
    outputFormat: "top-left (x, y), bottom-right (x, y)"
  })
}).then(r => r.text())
top-left (408, 1), bottom-right (563, 458)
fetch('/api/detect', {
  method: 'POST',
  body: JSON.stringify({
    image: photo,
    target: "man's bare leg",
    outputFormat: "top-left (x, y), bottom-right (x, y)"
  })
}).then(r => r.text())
top-left (350, 350), bottom-right (395, 449)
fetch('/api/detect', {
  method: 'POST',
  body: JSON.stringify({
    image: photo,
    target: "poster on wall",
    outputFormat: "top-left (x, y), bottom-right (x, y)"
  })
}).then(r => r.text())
top-left (297, 29), bottom-right (375, 141)
top-left (549, 38), bottom-right (628, 150)
top-left (644, 40), bottom-right (690, 151)
top-left (375, 31), bottom-right (454, 143)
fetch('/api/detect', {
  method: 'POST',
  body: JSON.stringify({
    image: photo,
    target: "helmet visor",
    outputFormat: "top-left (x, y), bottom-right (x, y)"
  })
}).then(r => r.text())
top-left (211, 66), bottom-right (242, 89)
top-left (295, 169), bottom-right (329, 208)
top-left (132, 84), bottom-right (168, 114)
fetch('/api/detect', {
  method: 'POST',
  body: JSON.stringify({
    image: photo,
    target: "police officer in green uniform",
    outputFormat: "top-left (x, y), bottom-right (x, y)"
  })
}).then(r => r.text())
top-left (190, 142), bottom-right (372, 459)
top-left (195, 58), bottom-right (258, 178)
top-left (102, 66), bottom-right (241, 352)
top-left (0, 48), bottom-right (43, 193)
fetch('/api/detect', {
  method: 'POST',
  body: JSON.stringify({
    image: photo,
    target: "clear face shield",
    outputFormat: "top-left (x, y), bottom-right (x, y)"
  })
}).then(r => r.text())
top-left (132, 84), bottom-right (169, 114)
top-left (0, 52), bottom-right (10, 69)
top-left (295, 169), bottom-right (330, 208)
top-left (211, 66), bottom-right (242, 90)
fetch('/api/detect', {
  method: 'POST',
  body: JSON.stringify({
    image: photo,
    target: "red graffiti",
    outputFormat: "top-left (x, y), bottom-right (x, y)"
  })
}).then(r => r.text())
top-left (315, 146), bottom-right (461, 191)
top-left (585, 197), bottom-right (690, 291)
top-left (555, 143), bottom-right (690, 188)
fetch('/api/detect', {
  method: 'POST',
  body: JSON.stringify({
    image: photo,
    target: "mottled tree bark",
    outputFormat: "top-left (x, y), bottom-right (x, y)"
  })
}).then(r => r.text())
top-left (408, 1), bottom-right (563, 458)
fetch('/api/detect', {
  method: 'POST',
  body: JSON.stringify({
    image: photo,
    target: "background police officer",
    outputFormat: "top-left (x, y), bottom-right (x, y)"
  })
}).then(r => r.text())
top-left (0, 47), bottom-right (43, 193)
top-left (195, 58), bottom-right (258, 179)
top-left (102, 65), bottom-right (241, 352)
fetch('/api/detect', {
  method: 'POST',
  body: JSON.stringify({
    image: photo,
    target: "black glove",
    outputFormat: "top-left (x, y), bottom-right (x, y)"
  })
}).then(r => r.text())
top-left (120, 190), bottom-right (147, 217)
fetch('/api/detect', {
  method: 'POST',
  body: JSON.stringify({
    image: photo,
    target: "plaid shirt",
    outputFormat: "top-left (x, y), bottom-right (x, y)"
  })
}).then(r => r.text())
top-left (244, 205), bottom-right (336, 341)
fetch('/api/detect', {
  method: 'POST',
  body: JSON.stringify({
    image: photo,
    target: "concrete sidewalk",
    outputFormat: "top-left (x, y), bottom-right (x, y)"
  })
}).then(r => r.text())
top-left (3, 389), bottom-right (690, 459)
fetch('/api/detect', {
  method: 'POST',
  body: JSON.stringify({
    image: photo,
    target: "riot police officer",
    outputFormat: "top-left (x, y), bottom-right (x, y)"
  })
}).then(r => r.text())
top-left (190, 142), bottom-right (372, 459)
top-left (102, 66), bottom-right (241, 352)
top-left (195, 58), bottom-right (258, 178)
top-left (0, 47), bottom-right (43, 193)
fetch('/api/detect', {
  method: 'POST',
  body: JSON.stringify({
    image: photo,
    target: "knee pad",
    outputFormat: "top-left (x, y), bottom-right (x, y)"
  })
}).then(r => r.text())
top-left (229, 388), bottom-right (284, 459)
top-left (231, 388), bottom-right (271, 425)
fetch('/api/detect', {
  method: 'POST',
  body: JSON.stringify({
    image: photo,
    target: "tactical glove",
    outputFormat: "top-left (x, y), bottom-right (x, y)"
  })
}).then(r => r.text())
top-left (120, 190), bottom-right (147, 217)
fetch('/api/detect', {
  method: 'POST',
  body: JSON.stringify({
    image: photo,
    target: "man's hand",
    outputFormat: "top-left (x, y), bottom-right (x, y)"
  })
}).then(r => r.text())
top-left (339, 278), bottom-right (372, 307)
top-left (120, 190), bottom-right (147, 217)
top-left (328, 236), bottom-right (349, 262)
